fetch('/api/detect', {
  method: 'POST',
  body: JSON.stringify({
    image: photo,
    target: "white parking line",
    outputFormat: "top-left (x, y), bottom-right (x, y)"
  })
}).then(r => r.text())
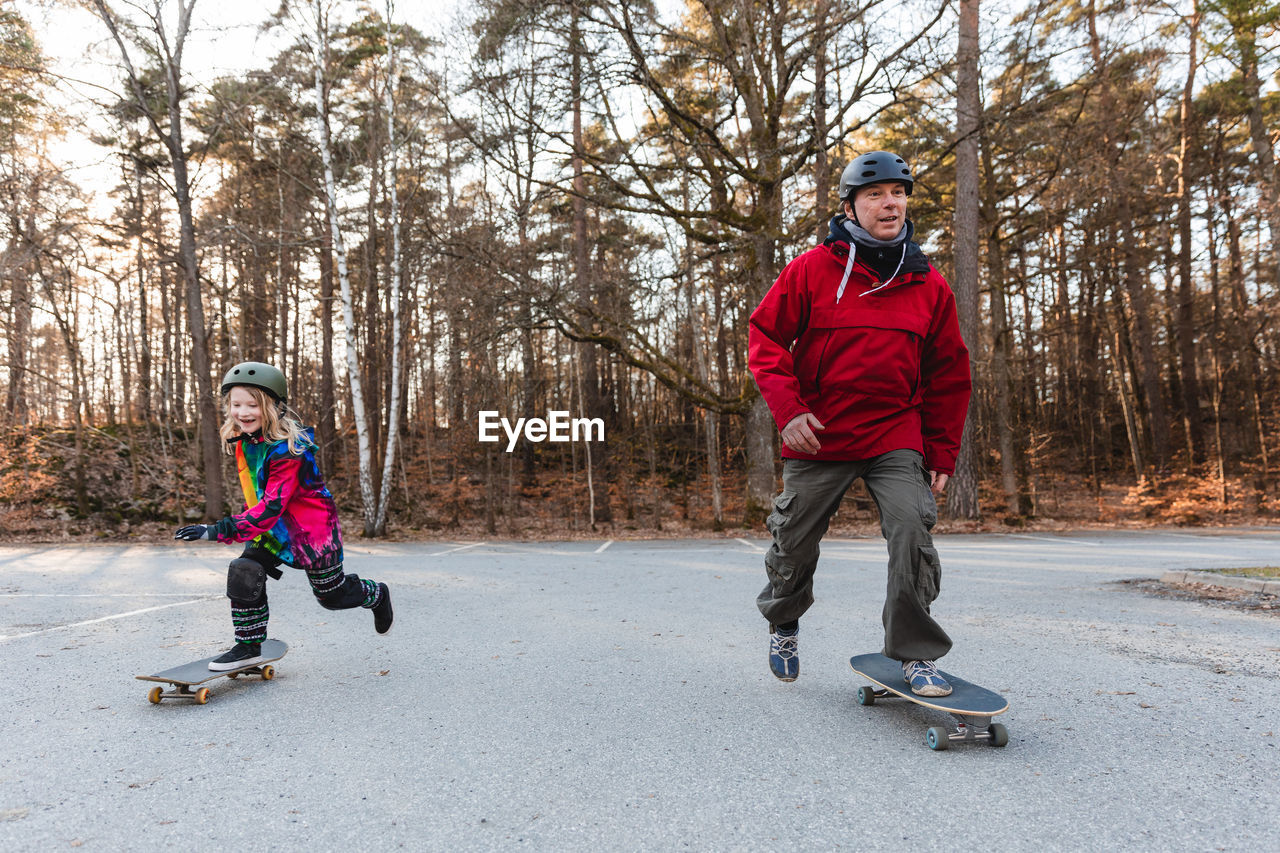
top-left (0, 593), bottom-right (209, 598)
top-left (426, 542), bottom-right (487, 557)
top-left (736, 538), bottom-right (764, 552)
top-left (999, 534), bottom-right (1102, 547)
top-left (594, 540), bottom-right (613, 553)
top-left (0, 597), bottom-right (218, 643)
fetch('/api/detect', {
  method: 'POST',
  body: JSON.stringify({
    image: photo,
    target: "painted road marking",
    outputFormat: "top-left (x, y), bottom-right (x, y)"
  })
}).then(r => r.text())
top-left (0, 593), bottom-right (210, 598)
top-left (0, 597), bottom-right (218, 643)
top-left (999, 534), bottom-right (1103, 547)
top-left (426, 542), bottom-right (487, 557)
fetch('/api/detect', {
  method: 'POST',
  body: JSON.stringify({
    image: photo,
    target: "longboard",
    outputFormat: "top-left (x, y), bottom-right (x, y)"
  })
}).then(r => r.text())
top-left (136, 639), bottom-right (288, 705)
top-left (850, 653), bottom-right (1009, 750)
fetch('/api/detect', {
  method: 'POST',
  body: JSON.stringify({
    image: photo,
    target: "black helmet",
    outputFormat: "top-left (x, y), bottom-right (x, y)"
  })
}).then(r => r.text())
top-left (839, 151), bottom-right (914, 199)
top-left (221, 361), bottom-right (288, 403)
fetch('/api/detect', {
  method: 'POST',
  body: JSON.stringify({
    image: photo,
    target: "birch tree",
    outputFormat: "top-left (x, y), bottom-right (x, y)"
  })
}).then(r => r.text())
top-left (307, 0), bottom-right (377, 533)
top-left (374, 0), bottom-right (406, 536)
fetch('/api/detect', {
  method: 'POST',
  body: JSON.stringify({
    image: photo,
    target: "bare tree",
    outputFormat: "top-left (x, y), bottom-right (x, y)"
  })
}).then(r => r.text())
top-left (374, 0), bottom-right (406, 536)
top-left (90, 0), bottom-right (224, 517)
top-left (305, 0), bottom-right (377, 533)
top-left (950, 0), bottom-right (982, 519)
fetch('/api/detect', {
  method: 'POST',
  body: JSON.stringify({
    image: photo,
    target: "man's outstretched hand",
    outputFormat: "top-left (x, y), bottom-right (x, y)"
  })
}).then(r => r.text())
top-left (781, 413), bottom-right (825, 455)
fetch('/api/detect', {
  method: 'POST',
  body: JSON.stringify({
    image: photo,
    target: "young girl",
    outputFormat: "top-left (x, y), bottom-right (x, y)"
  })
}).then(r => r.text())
top-left (176, 361), bottom-right (393, 670)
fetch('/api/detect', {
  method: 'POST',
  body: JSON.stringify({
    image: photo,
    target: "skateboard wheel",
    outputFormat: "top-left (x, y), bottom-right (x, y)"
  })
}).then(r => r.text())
top-left (987, 723), bottom-right (1009, 747)
top-left (926, 727), bottom-right (951, 751)
top-left (857, 686), bottom-right (876, 706)
top-left (261, 665), bottom-right (275, 681)
top-left (147, 686), bottom-right (163, 705)
top-left (194, 688), bottom-right (210, 705)
top-left (228, 672), bottom-right (239, 679)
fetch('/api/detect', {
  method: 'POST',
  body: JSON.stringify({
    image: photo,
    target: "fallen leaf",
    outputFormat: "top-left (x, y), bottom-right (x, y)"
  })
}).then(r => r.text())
top-left (378, 670), bottom-right (390, 676)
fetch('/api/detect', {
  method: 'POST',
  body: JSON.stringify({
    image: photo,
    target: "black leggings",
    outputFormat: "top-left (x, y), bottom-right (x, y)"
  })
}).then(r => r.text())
top-left (228, 546), bottom-right (381, 644)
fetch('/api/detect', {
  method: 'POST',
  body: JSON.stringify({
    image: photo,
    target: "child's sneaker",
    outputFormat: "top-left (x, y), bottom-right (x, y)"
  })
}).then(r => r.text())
top-left (372, 583), bottom-right (393, 634)
top-left (903, 659), bottom-right (952, 697)
top-left (768, 623), bottom-right (799, 682)
top-left (208, 642), bottom-right (265, 672)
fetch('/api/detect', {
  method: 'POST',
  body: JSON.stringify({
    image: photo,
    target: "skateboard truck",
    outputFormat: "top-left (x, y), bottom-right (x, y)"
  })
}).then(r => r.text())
top-left (930, 713), bottom-right (1010, 750)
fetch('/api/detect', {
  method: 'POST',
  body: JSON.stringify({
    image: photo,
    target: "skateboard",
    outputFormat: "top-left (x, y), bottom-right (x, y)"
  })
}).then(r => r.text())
top-left (136, 639), bottom-right (288, 705)
top-left (850, 653), bottom-right (1009, 750)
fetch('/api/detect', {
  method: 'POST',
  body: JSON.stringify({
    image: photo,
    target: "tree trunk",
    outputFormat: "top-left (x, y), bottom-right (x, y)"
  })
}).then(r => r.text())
top-left (318, 206), bottom-right (337, 464)
top-left (311, 0), bottom-right (376, 533)
top-left (812, 0), bottom-right (831, 240)
top-left (1175, 1), bottom-right (1204, 466)
top-left (571, 0), bottom-right (612, 523)
top-left (948, 0), bottom-right (982, 519)
top-left (5, 220), bottom-right (31, 423)
top-left (135, 165), bottom-right (152, 422)
top-left (374, 2), bottom-right (405, 536)
top-left (1232, 10), bottom-right (1280, 288)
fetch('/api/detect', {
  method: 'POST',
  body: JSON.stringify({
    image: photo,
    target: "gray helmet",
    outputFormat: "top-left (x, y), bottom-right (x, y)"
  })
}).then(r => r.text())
top-left (839, 151), bottom-right (914, 199)
top-left (221, 361), bottom-right (287, 403)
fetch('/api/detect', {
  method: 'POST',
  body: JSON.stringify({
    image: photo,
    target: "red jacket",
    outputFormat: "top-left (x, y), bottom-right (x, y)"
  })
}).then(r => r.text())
top-left (748, 222), bottom-right (971, 474)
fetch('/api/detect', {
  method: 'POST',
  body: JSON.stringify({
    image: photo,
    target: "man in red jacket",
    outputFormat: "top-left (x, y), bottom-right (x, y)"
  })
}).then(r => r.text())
top-left (748, 151), bottom-right (971, 696)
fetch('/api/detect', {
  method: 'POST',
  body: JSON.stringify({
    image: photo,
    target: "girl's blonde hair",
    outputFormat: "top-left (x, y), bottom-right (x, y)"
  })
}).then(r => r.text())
top-left (219, 385), bottom-right (308, 455)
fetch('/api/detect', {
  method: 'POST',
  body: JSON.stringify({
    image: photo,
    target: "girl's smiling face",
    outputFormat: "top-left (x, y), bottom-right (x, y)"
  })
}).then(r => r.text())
top-left (228, 386), bottom-right (263, 434)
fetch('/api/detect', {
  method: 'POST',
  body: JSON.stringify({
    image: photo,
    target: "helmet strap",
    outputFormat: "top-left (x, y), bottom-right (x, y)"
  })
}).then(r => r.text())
top-left (842, 197), bottom-right (859, 227)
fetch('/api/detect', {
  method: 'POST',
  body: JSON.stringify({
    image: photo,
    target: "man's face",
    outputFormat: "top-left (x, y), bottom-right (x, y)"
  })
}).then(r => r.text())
top-left (846, 181), bottom-right (908, 241)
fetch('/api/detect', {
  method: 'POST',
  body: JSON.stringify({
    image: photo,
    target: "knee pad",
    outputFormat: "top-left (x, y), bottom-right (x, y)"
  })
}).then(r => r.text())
top-left (227, 557), bottom-right (267, 601)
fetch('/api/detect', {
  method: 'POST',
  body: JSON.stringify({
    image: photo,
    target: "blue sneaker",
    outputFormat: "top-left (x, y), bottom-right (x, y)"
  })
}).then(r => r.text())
top-left (903, 659), bottom-right (952, 697)
top-left (768, 624), bottom-right (799, 682)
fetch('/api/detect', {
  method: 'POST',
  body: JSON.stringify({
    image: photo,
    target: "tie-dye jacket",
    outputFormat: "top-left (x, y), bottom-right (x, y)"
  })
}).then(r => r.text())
top-left (211, 429), bottom-right (343, 570)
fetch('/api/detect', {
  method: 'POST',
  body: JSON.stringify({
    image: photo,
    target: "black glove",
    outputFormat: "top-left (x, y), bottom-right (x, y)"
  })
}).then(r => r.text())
top-left (174, 524), bottom-right (212, 541)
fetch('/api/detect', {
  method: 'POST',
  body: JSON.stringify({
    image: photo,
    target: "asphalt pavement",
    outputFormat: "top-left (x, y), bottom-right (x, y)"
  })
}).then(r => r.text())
top-left (1, 530), bottom-right (1277, 850)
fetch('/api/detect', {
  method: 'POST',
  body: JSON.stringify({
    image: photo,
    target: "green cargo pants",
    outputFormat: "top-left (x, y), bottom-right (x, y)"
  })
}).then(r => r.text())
top-left (756, 449), bottom-right (953, 662)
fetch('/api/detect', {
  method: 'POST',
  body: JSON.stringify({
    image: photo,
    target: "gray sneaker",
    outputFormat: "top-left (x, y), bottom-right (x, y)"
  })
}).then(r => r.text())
top-left (903, 659), bottom-right (952, 697)
top-left (768, 624), bottom-right (799, 682)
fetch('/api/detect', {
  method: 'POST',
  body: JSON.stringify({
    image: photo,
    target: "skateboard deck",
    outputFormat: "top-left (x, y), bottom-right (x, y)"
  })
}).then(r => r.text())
top-left (850, 653), bottom-right (1009, 750)
top-left (136, 639), bottom-right (288, 705)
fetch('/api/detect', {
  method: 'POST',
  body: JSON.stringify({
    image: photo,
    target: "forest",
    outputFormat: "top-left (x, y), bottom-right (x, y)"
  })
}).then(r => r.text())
top-left (1, 0), bottom-right (1278, 539)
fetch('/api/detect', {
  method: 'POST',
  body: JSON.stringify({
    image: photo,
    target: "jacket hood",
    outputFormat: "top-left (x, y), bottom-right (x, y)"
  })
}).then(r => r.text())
top-left (825, 214), bottom-right (930, 276)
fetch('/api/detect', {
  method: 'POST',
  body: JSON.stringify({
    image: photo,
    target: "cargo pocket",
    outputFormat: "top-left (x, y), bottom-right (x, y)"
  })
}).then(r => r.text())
top-left (916, 544), bottom-right (941, 605)
top-left (917, 464), bottom-right (938, 529)
top-left (766, 491), bottom-right (797, 537)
